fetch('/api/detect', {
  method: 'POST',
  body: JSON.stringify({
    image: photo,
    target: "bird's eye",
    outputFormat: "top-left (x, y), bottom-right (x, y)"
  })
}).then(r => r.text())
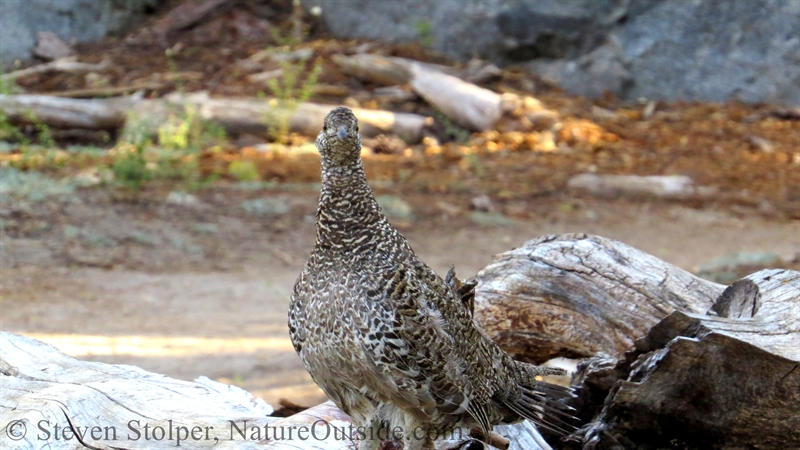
top-left (356, 125), bottom-right (359, 132)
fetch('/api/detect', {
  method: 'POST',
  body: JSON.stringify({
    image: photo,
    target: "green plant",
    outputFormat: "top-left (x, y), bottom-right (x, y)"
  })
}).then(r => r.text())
top-left (165, 48), bottom-right (184, 94)
top-left (269, 0), bottom-right (307, 47)
top-left (262, 56), bottom-right (322, 143)
top-left (414, 20), bottom-right (434, 49)
top-left (228, 160), bottom-right (260, 182)
top-left (110, 102), bottom-right (227, 189)
top-left (0, 70), bottom-right (23, 143)
top-left (0, 68), bottom-right (57, 147)
top-left (432, 107), bottom-right (472, 144)
top-left (24, 110), bottom-right (55, 148)
top-left (109, 142), bottom-right (151, 188)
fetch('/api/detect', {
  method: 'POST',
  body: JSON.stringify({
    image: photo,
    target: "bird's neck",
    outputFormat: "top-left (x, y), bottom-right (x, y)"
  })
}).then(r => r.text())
top-left (316, 158), bottom-right (388, 249)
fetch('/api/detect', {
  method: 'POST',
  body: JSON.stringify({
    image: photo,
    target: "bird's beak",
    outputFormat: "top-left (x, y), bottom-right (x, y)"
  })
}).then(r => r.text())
top-left (337, 125), bottom-right (348, 140)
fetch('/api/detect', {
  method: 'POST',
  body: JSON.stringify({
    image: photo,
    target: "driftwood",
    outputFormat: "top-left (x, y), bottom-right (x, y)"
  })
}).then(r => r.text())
top-left (332, 53), bottom-right (558, 132)
top-left (566, 174), bottom-right (718, 200)
top-left (571, 269), bottom-right (800, 450)
top-left (474, 234), bottom-right (726, 362)
top-left (0, 332), bottom-right (549, 450)
top-left (0, 94), bottom-right (429, 143)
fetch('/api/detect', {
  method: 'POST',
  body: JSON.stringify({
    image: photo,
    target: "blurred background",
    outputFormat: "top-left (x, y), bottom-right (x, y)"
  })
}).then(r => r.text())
top-left (1, 0), bottom-right (798, 411)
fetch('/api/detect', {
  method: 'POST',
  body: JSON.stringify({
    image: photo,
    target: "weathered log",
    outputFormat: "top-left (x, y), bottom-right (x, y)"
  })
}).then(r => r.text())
top-left (573, 269), bottom-right (800, 450)
top-left (566, 174), bottom-right (718, 200)
top-left (0, 332), bottom-right (548, 450)
top-left (332, 53), bottom-right (558, 132)
top-left (0, 94), bottom-right (429, 143)
top-left (474, 234), bottom-right (726, 362)
top-left (331, 53), bottom-right (414, 86)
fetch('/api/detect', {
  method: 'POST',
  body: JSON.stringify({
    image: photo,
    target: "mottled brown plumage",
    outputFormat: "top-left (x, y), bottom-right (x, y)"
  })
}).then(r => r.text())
top-left (289, 107), bottom-right (574, 449)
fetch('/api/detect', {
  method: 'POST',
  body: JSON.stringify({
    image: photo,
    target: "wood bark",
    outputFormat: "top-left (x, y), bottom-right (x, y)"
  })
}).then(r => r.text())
top-left (572, 269), bottom-right (800, 450)
top-left (474, 233), bottom-right (726, 362)
top-left (0, 94), bottom-right (429, 143)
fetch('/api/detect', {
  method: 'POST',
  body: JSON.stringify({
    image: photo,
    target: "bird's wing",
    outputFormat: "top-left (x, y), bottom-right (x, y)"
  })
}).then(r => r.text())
top-left (355, 257), bottom-right (493, 432)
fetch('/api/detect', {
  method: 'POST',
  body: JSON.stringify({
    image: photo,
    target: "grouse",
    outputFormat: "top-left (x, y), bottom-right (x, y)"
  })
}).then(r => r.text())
top-left (289, 107), bottom-right (574, 450)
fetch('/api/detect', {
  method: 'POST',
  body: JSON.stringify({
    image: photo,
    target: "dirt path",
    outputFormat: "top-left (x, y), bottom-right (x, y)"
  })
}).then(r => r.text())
top-left (1, 191), bottom-right (798, 407)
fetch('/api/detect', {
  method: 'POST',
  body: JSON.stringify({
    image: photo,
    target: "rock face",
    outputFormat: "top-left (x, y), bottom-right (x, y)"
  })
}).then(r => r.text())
top-left (0, 0), bottom-right (160, 68)
top-left (308, 0), bottom-right (800, 105)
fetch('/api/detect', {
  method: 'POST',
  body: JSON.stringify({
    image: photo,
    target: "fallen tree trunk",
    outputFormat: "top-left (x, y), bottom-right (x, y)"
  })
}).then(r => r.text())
top-left (474, 233), bottom-right (726, 362)
top-left (0, 332), bottom-right (548, 450)
top-left (572, 269), bottom-right (800, 450)
top-left (0, 94), bottom-right (429, 143)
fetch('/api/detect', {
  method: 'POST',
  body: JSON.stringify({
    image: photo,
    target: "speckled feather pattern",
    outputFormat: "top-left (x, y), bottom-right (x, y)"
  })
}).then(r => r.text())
top-left (289, 107), bottom-right (572, 449)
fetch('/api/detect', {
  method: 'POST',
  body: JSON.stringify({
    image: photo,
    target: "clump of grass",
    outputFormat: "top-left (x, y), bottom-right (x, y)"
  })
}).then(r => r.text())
top-left (262, 56), bottom-right (322, 143)
top-left (228, 160), bottom-right (260, 182)
top-left (414, 20), bottom-right (434, 49)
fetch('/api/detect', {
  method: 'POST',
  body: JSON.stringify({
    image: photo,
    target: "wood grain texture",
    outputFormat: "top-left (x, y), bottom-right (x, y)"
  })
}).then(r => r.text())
top-left (474, 234), bottom-right (725, 362)
top-left (576, 269), bottom-right (800, 450)
top-left (0, 332), bottom-right (548, 450)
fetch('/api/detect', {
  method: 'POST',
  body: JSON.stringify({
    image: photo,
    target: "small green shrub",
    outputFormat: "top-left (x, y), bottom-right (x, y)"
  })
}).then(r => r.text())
top-left (228, 160), bottom-right (260, 182)
top-left (262, 56), bottom-right (322, 143)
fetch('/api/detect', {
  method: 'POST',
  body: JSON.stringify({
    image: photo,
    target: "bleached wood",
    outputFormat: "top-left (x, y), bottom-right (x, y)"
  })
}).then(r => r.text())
top-left (331, 53), bottom-right (557, 133)
top-left (0, 57), bottom-right (110, 82)
top-left (474, 233), bottom-right (725, 362)
top-left (409, 62), bottom-right (502, 131)
top-left (0, 333), bottom-right (543, 449)
top-left (566, 174), bottom-right (717, 200)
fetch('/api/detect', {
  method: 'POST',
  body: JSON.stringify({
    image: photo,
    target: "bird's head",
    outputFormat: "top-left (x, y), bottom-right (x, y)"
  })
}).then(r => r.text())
top-left (317, 107), bottom-right (362, 167)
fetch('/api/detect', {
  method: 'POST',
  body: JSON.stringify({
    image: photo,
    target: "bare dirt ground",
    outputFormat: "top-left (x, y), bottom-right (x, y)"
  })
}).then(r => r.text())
top-left (1, 187), bottom-right (797, 407)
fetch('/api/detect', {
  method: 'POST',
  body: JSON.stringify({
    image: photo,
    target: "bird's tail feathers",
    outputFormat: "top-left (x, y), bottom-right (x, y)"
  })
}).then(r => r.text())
top-left (505, 363), bottom-right (578, 436)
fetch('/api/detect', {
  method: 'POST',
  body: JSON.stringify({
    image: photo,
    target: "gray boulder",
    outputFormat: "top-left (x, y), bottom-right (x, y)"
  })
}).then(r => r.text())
top-left (308, 0), bottom-right (800, 105)
top-left (0, 0), bottom-right (160, 69)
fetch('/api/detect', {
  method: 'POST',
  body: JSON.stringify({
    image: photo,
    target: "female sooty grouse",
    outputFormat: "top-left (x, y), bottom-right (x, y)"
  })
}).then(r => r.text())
top-left (289, 107), bottom-right (574, 450)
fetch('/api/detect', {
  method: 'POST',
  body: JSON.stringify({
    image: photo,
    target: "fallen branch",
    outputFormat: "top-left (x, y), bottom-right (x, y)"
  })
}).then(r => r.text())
top-left (567, 174), bottom-right (718, 200)
top-left (0, 57), bottom-right (110, 82)
top-left (46, 82), bottom-right (165, 99)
